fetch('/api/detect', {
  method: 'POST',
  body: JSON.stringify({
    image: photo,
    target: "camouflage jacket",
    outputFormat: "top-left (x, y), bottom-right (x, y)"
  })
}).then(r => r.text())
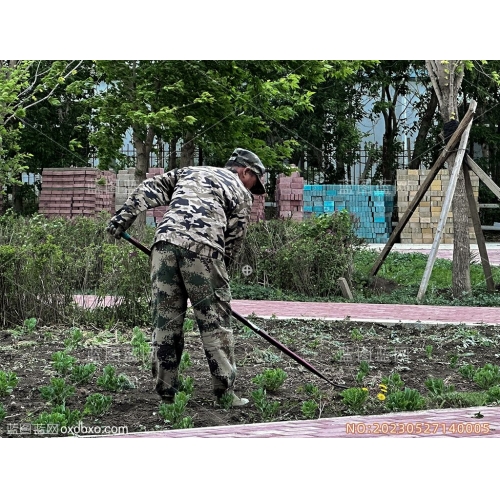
top-left (110, 166), bottom-right (253, 263)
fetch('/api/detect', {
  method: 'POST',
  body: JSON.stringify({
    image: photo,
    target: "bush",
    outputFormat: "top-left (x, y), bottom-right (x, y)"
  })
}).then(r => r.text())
top-left (229, 212), bottom-right (364, 297)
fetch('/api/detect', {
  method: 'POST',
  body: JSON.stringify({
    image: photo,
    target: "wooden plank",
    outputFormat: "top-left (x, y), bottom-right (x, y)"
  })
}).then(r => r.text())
top-left (479, 203), bottom-right (500, 209)
top-left (369, 103), bottom-right (477, 277)
top-left (465, 155), bottom-right (500, 200)
top-left (337, 278), bottom-right (353, 300)
top-left (417, 109), bottom-right (475, 302)
top-left (482, 225), bottom-right (500, 231)
top-left (463, 165), bottom-right (495, 292)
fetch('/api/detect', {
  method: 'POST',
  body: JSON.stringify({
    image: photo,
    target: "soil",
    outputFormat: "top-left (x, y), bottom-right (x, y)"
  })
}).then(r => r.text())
top-left (1, 316), bottom-right (500, 438)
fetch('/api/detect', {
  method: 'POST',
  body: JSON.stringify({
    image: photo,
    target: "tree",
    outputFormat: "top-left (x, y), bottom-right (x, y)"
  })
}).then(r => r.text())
top-left (0, 60), bottom-right (84, 196)
top-left (426, 60), bottom-right (470, 297)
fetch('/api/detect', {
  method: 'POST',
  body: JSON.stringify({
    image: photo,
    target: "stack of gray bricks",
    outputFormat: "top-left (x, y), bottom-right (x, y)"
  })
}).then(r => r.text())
top-left (115, 168), bottom-right (139, 212)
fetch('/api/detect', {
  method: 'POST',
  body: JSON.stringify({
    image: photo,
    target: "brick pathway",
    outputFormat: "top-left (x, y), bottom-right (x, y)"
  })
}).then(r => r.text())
top-left (103, 405), bottom-right (499, 438)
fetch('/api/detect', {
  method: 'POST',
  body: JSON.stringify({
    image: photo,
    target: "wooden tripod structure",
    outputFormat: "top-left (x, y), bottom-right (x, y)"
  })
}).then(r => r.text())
top-left (369, 100), bottom-right (500, 300)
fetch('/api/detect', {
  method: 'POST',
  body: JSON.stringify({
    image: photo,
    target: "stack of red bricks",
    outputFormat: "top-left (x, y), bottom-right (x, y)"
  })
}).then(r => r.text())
top-left (146, 168), bottom-right (168, 224)
top-left (39, 168), bottom-right (116, 218)
top-left (250, 195), bottom-right (265, 222)
top-left (275, 171), bottom-right (304, 221)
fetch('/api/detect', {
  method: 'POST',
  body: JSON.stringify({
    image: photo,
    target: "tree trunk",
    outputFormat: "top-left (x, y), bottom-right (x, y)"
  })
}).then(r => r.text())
top-left (409, 90), bottom-right (439, 169)
top-left (425, 60), bottom-right (470, 297)
top-left (180, 131), bottom-right (195, 168)
top-left (169, 138), bottom-right (178, 170)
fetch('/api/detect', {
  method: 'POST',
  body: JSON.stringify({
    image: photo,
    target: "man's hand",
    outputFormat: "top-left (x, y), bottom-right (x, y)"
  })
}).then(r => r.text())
top-left (107, 221), bottom-right (125, 240)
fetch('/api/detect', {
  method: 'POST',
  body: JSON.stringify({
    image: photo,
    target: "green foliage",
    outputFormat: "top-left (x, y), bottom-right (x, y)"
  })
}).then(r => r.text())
top-left (33, 405), bottom-right (81, 428)
top-left (83, 393), bottom-right (112, 417)
top-left (230, 212), bottom-right (364, 298)
top-left (0, 403), bottom-right (6, 423)
top-left (159, 392), bottom-right (193, 429)
top-left (385, 388), bottom-right (426, 412)
top-left (252, 368), bottom-right (287, 392)
top-left (355, 361), bottom-right (370, 384)
top-left (39, 378), bottom-right (75, 406)
top-left (300, 383), bottom-right (321, 400)
top-left (70, 363), bottom-right (96, 385)
top-left (251, 388), bottom-right (281, 421)
top-left (97, 365), bottom-right (134, 392)
top-left (485, 386), bottom-right (500, 404)
top-left (459, 364), bottom-right (476, 381)
top-left (131, 327), bottom-right (150, 369)
top-left (473, 364), bottom-right (500, 390)
top-left (51, 351), bottom-right (77, 376)
top-left (0, 370), bottom-right (18, 397)
top-left (178, 352), bottom-right (194, 396)
top-left (425, 377), bottom-right (455, 397)
top-left (301, 400), bottom-right (319, 419)
top-left (64, 327), bottom-right (84, 350)
top-left (182, 318), bottom-right (195, 332)
top-left (350, 328), bottom-right (364, 341)
top-left (425, 345), bottom-right (433, 359)
top-left (380, 373), bottom-right (405, 395)
top-left (340, 387), bottom-right (369, 413)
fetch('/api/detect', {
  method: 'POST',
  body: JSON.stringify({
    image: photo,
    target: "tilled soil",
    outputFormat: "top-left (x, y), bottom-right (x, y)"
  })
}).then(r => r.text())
top-left (1, 316), bottom-right (499, 437)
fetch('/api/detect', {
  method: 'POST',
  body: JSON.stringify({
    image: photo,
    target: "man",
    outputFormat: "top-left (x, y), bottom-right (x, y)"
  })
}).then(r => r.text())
top-left (107, 148), bottom-right (266, 407)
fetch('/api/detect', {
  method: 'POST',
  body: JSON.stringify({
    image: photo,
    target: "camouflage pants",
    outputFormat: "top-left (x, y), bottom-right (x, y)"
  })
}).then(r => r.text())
top-left (150, 242), bottom-right (236, 399)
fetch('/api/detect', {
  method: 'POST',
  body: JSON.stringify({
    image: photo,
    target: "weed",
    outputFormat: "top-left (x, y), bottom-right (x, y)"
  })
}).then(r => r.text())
top-left (70, 363), bottom-right (96, 385)
top-left (340, 387), bottom-right (369, 413)
top-left (425, 377), bottom-right (455, 397)
top-left (218, 392), bottom-right (236, 410)
top-left (385, 388), bottom-right (426, 412)
top-left (458, 364), bottom-right (476, 381)
top-left (39, 378), bottom-right (75, 406)
top-left (473, 364), bottom-right (500, 390)
top-left (0, 370), bottom-right (18, 397)
top-left (301, 400), bottom-right (319, 419)
top-left (178, 375), bottom-right (194, 396)
top-left (51, 351), bottom-right (77, 376)
top-left (437, 391), bottom-right (487, 408)
top-left (252, 348), bottom-right (282, 364)
top-left (355, 360), bottom-right (370, 384)
top-left (159, 392), bottom-right (193, 429)
top-left (131, 326), bottom-right (150, 368)
top-left (240, 326), bottom-right (256, 339)
top-left (380, 373), bottom-right (405, 394)
top-left (179, 352), bottom-right (192, 372)
top-left (485, 386), bottom-right (500, 404)
top-left (251, 388), bottom-right (281, 421)
top-left (33, 405), bottom-right (81, 429)
top-left (425, 345), bottom-right (433, 359)
top-left (83, 393), bottom-right (112, 417)
top-left (252, 368), bottom-right (287, 392)
top-left (332, 350), bottom-right (343, 363)
top-left (182, 318), bottom-right (195, 332)
top-left (97, 365), bottom-right (134, 392)
top-left (350, 328), bottom-right (364, 341)
top-left (23, 317), bottom-right (37, 334)
top-left (64, 327), bottom-right (84, 350)
top-left (449, 354), bottom-right (459, 368)
top-left (0, 403), bottom-right (6, 423)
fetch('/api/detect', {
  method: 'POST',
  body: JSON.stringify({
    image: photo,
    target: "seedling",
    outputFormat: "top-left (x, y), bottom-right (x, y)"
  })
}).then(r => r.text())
top-left (64, 327), bottom-right (85, 351)
top-left (33, 405), bottom-right (81, 428)
top-left (355, 360), bottom-right (370, 384)
top-left (458, 364), bottom-right (476, 381)
top-left (380, 373), bottom-right (405, 394)
top-left (23, 317), bottom-right (37, 335)
top-left (159, 392), bottom-right (193, 429)
top-left (301, 400), bottom-right (319, 419)
top-left (97, 365), bottom-right (134, 392)
top-left (70, 363), bottom-right (96, 385)
top-left (340, 387), bottom-right (369, 413)
top-left (350, 328), bottom-right (364, 341)
top-left (40, 378), bottom-right (75, 406)
top-left (131, 327), bottom-right (150, 368)
top-left (83, 393), bottom-right (112, 417)
top-left (52, 351), bottom-right (77, 376)
top-left (449, 354), bottom-right (459, 368)
top-left (251, 388), bottom-right (281, 421)
top-left (0, 403), bottom-right (6, 423)
top-left (252, 368), bottom-right (287, 392)
top-left (0, 370), bottom-right (18, 397)
top-left (300, 383), bottom-right (321, 400)
top-left (473, 363), bottom-right (500, 390)
top-left (425, 345), bottom-right (433, 359)
top-left (332, 350), bottom-right (344, 363)
top-left (385, 388), bottom-right (426, 412)
top-left (182, 318), bottom-right (195, 333)
top-left (425, 377), bottom-right (455, 397)
top-left (485, 386), bottom-right (500, 404)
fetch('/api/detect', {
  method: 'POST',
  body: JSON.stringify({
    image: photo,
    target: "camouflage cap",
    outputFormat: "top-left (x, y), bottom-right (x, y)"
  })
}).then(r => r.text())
top-left (226, 148), bottom-right (266, 195)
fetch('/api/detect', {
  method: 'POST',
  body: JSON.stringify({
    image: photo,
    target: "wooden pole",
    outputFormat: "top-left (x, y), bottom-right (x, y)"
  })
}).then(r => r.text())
top-left (417, 113), bottom-right (475, 301)
top-left (369, 104), bottom-right (476, 277)
top-left (464, 155), bottom-right (500, 200)
top-left (463, 165), bottom-right (495, 292)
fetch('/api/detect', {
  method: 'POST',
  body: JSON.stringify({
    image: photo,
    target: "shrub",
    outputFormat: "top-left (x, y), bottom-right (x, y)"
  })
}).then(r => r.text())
top-left (83, 393), bottom-right (112, 416)
top-left (385, 388), bottom-right (426, 412)
top-left (340, 387), bottom-right (369, 413)
top-left (252, 368), bottom-right (287, 392)
top-left (39, 378), bottom-right (75, 406)
top-left (97, 365), bottom-right (134, 392)
top-left (473, 364), bottom-right (500, 390)
top-left (0, 371), bottom-right (18, 397)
